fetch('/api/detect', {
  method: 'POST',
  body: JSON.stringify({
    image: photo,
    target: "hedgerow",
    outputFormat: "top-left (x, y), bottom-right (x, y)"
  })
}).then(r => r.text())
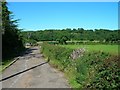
top-left (41, 43), bottom-right (120, 89)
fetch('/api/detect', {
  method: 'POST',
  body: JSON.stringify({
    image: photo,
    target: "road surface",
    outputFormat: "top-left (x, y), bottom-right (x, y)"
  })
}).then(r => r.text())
top-left (1, 46), bottom-right (70, 88)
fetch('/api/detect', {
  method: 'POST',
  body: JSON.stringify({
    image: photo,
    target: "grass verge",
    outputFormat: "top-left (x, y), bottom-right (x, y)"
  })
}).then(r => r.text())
top-left (0, 59), bottom-right (13, 73)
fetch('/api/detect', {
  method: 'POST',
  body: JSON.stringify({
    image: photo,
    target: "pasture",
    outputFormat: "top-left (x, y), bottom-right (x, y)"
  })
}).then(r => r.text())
top-left (60, 44), bottom-right (119, 55)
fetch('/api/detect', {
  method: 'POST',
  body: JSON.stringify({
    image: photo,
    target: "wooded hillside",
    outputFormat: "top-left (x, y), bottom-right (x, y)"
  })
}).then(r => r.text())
top-left (21, 28), bottom-right (119, 44)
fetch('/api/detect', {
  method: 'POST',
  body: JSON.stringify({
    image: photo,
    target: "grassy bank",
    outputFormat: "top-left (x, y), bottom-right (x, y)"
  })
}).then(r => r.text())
top-left (0, 47), bottom-right (26, 73)
top-left (41, 43), bottom-right (120, 89)
top-left (0, 59), bottom-right (13, 73)
top-left (41, 43), bottom-right (73, 70)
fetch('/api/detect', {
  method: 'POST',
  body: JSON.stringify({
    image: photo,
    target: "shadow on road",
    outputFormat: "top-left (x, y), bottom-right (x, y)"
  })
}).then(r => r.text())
top-left (0, 60), bottom-right (49, 82)
top-left (20, 48), bottom-right (34, 56)
top-left (18, 47), bottom-right (42, 60)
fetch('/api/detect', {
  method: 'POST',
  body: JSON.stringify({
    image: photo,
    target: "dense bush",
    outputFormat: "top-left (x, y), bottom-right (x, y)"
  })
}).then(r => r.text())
top-left (76, 52), bottom-right (119, 89)
top-left (89, 56), bottom-right (120, 89)
top-left (75, 52), bottom-right (109, 87)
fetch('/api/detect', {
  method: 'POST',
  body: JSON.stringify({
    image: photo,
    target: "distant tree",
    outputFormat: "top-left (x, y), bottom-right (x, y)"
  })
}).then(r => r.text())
top-left (21, 28), bottom-right (119, 44)
top-left (58, 36), bottom-right (68, 44)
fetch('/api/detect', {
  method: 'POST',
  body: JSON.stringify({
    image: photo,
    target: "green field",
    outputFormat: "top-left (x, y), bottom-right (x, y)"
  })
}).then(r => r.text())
top-left (61, 45), bottom-right (119, 55)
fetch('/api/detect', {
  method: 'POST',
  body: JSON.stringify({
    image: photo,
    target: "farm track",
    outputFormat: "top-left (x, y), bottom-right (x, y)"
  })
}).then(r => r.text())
top-left (1, 46), bottom-right (70, 88)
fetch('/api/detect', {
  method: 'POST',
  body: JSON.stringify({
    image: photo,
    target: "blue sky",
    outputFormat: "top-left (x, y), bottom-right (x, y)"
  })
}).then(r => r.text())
top-left (7, 2), bottom-right (118, 31)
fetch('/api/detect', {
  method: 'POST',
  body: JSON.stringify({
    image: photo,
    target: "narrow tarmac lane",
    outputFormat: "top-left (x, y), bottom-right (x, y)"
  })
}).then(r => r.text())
top-left (2, 46), bottom-right (70, 88)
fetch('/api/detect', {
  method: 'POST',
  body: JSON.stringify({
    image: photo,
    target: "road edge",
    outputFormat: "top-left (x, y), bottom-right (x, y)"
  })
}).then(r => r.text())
top-left (2, 57), bottom-right (19, 72)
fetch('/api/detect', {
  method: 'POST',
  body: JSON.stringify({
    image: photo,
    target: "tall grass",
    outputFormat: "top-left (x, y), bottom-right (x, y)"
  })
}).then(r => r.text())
top-left (41, 42), bottom-right (73, 71)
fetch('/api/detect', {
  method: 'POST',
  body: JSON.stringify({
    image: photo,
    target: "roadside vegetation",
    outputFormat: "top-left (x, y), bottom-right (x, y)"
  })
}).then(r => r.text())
top-left (0, 59), bottom-right (13, 73)
top-left (1, 1), bottom-right (120, 88)
top-left (41, 42), bottom-right (120, 89)
top-left (21, 20), bottom-right (120, 89)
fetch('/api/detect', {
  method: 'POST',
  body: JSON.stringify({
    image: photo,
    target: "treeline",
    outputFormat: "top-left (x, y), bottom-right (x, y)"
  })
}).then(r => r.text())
top-left (21, 28), bottom-right (120, 44)
top-left (2, 2), bottom-right (24, 60)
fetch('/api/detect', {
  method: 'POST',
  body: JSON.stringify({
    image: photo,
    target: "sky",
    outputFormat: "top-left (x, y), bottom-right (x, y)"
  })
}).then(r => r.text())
top-left (7, 2), bottom-right (118, 31)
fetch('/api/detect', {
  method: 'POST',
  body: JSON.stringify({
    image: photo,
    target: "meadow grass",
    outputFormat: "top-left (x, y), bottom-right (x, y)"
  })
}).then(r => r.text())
top-left (60, 44), bottom-right (119, 55)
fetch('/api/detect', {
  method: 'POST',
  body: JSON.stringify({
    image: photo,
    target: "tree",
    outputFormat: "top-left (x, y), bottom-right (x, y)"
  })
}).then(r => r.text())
top-left (21, 29), bottom-right (119, 44)
top-left (2, 1), bottom-right (24, 60)
top-left (58, 36), bottom-right (68, 44)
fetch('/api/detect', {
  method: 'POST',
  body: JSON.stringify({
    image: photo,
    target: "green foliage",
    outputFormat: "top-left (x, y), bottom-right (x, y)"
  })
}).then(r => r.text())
top-left (75, 52), bottom-right (119, 89)
top-left (41, 42), bottom-right (72, 70)
top-left (41, 43), bottom-right (120, 89)
top-left (21, 29), bottom-right (120, 44)
top-left (2, 2), bottom-right (25, 60)
top-left (21, 31), bottom-right (38, 45)
top-left (58, 36), bottom-right (69, 44)
top-left (75, 52), bottom-right (110, 88)
top-left (89, 56), bottom-right (120, 89)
